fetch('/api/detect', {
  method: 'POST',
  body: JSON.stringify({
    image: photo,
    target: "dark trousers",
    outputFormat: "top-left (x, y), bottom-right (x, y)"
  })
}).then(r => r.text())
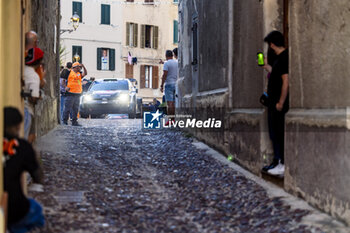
top-left (63, 95), bottom-right (80, 123)
top-left (268, 107), bottom-right (285, 164)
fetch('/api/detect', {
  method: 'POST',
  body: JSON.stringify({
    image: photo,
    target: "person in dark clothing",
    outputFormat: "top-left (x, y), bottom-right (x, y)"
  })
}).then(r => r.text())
top-left (3, 107), bottom-right (44, 232)
top-left (149, 98), bottom-right (161, 112)
top-left (261, 31), bottom-right (289, 176)
top-left (60, 62), bottom-right (73, 123)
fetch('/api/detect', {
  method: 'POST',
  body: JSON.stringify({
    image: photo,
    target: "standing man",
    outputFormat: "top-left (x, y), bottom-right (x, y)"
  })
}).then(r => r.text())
top-left (24, 47), bottom-right (44, 142)
top-left (62, 62), bottom-right (87, 126)
top-left (160, 50), bottom-right (178, 124)
top-left (60, 62), bottom-right (72, 123)
top-left (261, 31), bottom-right (289, 176)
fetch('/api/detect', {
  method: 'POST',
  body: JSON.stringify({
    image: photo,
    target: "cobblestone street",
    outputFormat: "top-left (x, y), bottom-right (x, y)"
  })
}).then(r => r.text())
top-left (31, 119), bottom-right (346, 233)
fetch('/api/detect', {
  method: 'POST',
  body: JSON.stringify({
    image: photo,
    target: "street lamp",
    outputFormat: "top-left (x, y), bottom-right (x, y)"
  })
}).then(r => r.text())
top-left (73, 53), bottom-right (80, 62)
top-left (60, 12), bottom-right (80, 34)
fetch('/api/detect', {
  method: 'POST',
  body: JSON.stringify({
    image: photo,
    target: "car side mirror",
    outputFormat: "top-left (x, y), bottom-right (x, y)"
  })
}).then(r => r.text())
top-left (136, 88), bottom-right (138, 93)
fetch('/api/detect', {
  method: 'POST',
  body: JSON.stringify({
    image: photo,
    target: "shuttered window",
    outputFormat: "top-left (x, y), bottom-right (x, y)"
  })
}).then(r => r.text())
top-left (173, 20), bottom-right (178, 44)
top-left (72, 2), bottom-right (82, 22)
top-left (141, 25), bottom-right (158, 49)
top-left (97, 48), bottom-right (115, 71)
top-left (72, 45), bottom-right (82, 63)
top-left (101, 4), bottom-right (110, 25)
top-left (125, 63), bottom-right (134, 79)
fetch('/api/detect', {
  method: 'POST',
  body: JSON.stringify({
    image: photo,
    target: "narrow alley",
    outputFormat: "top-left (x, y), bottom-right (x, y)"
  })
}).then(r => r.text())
top-left (31, 118), bottom-right (344, 232)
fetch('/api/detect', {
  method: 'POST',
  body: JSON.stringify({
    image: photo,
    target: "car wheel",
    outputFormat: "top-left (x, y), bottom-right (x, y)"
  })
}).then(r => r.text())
top-left (128, 104), bottom-right (136, 119)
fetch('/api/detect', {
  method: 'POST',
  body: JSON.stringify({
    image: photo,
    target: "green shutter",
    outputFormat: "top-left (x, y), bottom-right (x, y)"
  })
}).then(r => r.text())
top-left (73, 2), bottom-right (82, 23)
top-left (173, 20), bottom-right (178, 44)
top-left (97, 48), bottom-right (102, 70)
top-left (101, 4), bottom-right (110, 25)
top-left (141, 25), bottom-right (145, 48)
top-left (109, 49), bottom-right (115, 71)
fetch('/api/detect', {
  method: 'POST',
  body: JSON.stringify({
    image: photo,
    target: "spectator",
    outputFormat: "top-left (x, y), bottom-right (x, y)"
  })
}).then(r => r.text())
top-left (173, 48), bottom-right (178, 60)
top-left (25, 31), bottom-right (38, 55)
top-left (60, 62), bottom-right (72, 123)
top-left (62, 62), bottom-right (87, 126)
top-left (24, 47), bottom-right (44, 142)
top-left (149, 98), bottom-right (161, 112)
top-left (260, 31), bottom-right (289, 176)
top-left (160, 50), bottom-right (178, 125)
top-left (3, 107), bottom-right (44, 232)
top-left (82, 77), bottom-right (95, 92)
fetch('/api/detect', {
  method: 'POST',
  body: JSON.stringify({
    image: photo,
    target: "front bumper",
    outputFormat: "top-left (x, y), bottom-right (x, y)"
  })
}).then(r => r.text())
top-left (80, 100), bottom-right (131, 115)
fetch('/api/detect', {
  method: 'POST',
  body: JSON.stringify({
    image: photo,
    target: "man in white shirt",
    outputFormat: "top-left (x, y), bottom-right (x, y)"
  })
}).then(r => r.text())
top-left (23, 47), bottom-right (44, 142)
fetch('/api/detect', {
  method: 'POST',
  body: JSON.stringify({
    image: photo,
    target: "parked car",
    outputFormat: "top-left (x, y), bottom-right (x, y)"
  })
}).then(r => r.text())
top-left (80, 79), bottom-right (142, 118)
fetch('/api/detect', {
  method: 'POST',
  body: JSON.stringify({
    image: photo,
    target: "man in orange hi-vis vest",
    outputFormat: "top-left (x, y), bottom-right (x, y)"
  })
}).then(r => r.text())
top-left (62, 62), bottom-right (87, 126)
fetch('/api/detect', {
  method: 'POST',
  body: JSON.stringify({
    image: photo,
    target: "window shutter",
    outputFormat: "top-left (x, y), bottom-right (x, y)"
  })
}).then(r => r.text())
top-left (97, 48), bottom-right (102, 70)
top-left (109, 49), bottom-right (115, 71)
top-left (173, 20), bottom-right (178, 44)
top-left (101, 4), bottom-right (110, 25)
top-left (133, 24), bottom-right (138, 47)
top-left (73, 2), bottom-right (83, 23)
top-left (125, 64), bottom-right (133, 79)
top-left (141, 25), bottom-right (145, 48)
top-left (153, 26), bottom-right (159, 49)
top-left (140, 65), bottom-right (146, 88)
top-left (126, 23), bottom-right (130, 46)
top-left (152, 66), bottom-right (159, 89)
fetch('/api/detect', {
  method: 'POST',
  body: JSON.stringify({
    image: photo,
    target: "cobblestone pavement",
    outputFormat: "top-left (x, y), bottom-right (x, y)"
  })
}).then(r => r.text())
top-left (30, 118), bottom-right (344, 233)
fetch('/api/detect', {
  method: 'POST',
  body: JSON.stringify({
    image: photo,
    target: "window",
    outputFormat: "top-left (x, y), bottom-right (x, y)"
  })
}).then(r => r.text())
top-left (141, 25), bottom-right (158, 49)
top-left (144, 0), bottom-right (154, 3)
top-left (72, 45), bottom-right (82, 63)
top-left (72, 2), bottom-right (82, 22)
top-left (140, 65), bottom-right (159, 89)
top-left (97, 48), bottom-right (115, 71)
top-left (126, 23), bottom-right (138, 47)
top-left (173, 20), bottom-right (179, 44)
top-left (126, 0), bottom-right (134, 2)
top-left (173, 0), bottom-right (179, 3)
top-left (125, 63), bottom-right (134, 79)
top-left (101, 4), bottom-right (110, 25)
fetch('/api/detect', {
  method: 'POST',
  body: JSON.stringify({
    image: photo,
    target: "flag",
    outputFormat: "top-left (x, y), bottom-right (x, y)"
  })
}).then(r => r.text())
top-left (128, 52), bottom-right (132, 65)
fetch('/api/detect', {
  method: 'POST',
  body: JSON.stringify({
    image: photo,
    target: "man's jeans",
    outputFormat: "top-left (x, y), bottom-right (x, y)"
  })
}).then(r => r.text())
top-left (8, 199), bottom-right (45, 233)
top-left (63, 95), bottom-right (80, 123)
top-left (268, 107), bottom-right (286, 164)
top-left (60, 95), bottom-right (65, 123)
top-left (24, 107), bottom-right (32, 140)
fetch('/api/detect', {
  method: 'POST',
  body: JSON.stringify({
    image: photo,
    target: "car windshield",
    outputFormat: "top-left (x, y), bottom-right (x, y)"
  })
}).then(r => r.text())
top-left (90, 81), bottom-right (129, 91)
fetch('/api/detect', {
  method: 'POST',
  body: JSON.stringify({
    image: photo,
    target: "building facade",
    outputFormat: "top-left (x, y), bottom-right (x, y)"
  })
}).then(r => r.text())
top-left (60, 0), bottom-right (123, 79)
top-left (61, 0), bottom-right (179, 102)
top-left (121, 0), bottom-right (178, 102)
top-left (178, 0), bottom-right (350, 225)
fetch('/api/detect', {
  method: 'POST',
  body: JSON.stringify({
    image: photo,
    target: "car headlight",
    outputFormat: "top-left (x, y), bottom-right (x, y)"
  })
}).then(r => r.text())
top-left (117, 93), bottom-right (129, 103)
top-left (84, 95), bottom-right (93, 103)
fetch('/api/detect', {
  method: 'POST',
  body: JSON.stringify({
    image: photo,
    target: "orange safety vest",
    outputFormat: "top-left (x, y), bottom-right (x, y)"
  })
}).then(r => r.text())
top-left (67, 70), bottom-right (82, 94)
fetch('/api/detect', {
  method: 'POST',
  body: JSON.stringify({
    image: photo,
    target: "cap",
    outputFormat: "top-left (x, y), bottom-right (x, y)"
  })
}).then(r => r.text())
top-left (25, 47), bottom-right (44, 65)
top-left (72, 62), bottom-right (81, 68)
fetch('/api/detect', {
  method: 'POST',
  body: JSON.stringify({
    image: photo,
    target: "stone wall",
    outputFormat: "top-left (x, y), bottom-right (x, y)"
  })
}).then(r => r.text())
top-left (30, 0), bottom-right (60, 137)
top-left (285, 0), bottom-right (350, 224)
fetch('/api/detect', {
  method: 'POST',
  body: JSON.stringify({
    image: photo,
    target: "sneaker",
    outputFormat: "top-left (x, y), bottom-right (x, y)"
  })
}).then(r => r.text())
top-left (262, 162), bottom-right (278, 172)
top-left (268, 163), bottom-right (285, 176)
top-left (72, 122), bottom-right (82, 127)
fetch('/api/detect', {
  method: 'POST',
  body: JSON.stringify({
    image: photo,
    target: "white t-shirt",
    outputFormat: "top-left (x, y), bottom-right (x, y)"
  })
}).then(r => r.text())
top-left (24, 65), bottom-right (40, 115)
top-left (163, 59), bottom-right (178, 85)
